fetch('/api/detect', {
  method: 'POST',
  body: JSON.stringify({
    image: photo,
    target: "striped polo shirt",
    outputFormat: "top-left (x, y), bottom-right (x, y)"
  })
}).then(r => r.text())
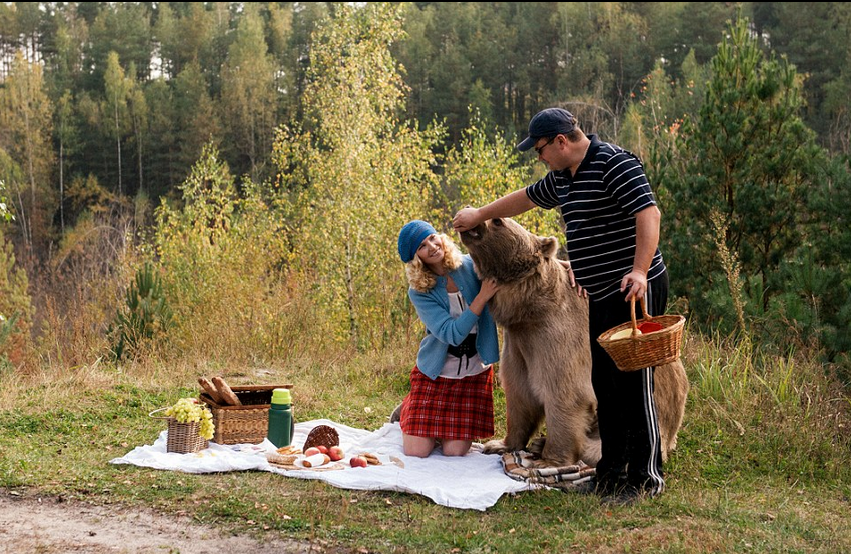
top-left (526, 135), bottom-right (666, 300)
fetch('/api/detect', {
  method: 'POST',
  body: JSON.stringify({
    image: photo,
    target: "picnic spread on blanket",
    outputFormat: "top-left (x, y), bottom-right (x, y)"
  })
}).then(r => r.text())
top-left (112, 378), bottom-right (595, 511)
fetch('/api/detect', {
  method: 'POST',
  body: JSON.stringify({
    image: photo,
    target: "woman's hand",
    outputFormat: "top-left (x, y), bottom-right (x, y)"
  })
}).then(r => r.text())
top-left (478, 278), bottom-right (500, 301)
top-left (470, 278), bottom-right (500, 316)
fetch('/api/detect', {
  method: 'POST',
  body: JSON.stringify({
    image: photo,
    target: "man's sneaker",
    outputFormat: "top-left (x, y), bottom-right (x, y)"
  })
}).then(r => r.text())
top-left (563, 477), bottom-right (614, 496)
top-left (389, 403), bottom-right (403, 423)
top-left (600, 486), bottom-right (645, 507)
top-left (567, 478), bottom-right (599, 495)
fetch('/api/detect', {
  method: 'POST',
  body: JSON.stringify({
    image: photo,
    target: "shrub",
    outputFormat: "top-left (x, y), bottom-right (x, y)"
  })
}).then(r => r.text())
top-left (0, 225), bottom-right (32, 366)
top-left (109, 262), bottom-right (172, 360)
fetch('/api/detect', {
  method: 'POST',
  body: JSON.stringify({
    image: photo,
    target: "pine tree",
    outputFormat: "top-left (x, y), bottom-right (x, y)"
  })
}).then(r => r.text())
top-left (656, 16), bottom-right (822, 325)
top-left (174, 62), bottom-right (222, 175)
top-left (219, 3), bottom-right (277, 181)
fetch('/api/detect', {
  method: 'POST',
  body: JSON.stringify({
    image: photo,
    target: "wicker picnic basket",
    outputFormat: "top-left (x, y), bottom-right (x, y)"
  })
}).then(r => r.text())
top-left (597, 297), bottom-right (685, 371)
top-left (302, 424), bottom-right (339, 451)
top-left (199, 384), bottom-right (293, 445)
top-left (149, 408), bottom-right (209, 454)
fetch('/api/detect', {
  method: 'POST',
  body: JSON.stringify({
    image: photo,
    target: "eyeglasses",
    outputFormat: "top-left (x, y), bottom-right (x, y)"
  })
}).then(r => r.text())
top-left (534, 136), bottom-right (557, 156)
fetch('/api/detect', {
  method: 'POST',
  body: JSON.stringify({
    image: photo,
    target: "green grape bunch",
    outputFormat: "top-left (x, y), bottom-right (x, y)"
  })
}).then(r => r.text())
top-left (165, 398), bottom-right (215, 440)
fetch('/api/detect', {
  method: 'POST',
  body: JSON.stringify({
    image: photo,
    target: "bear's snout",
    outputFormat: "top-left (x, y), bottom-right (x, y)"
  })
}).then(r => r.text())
top-left (460, 221), bottom-right (488, 243)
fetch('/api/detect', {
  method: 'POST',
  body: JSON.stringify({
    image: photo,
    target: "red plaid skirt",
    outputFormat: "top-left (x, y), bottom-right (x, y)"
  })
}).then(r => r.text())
top-left (399, 365), bottom-right (494, 441)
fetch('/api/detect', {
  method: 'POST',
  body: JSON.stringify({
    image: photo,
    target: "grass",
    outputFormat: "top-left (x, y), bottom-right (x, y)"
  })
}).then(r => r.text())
top-left (2, 333), bottom-right (850, 553)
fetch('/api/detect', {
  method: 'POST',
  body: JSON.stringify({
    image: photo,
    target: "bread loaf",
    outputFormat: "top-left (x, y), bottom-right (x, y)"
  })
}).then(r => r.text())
top-left (362, 453), bottom-right (381, 465)
top-left (198, 377), bottom-right (225, 404)
top-left (212, 377), bottom-right (241, 406)
top-left (266, 451), bottom-right (300, 466)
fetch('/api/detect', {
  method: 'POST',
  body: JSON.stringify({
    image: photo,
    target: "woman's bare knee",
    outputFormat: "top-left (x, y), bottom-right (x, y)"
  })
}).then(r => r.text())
top-left (441, 440), bottom-right (472, 456)
top-left (403, 434), bottom-right (435, 457)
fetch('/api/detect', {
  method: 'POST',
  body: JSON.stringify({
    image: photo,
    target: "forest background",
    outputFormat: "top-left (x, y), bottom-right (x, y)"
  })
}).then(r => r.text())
top-left (1, 3), bottom-right (850, 550)
top-left (1, 1), bottom-right (848, 381)
top-left (0, 2), bottom-right (851, 410)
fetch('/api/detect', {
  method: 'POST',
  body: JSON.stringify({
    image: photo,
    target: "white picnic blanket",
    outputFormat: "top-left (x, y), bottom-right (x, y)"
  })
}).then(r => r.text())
top-left (110, 419), bottom-right (539, 511)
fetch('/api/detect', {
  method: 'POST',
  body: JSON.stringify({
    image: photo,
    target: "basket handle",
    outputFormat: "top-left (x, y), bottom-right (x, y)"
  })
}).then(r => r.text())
top-left (629, 297), bottom-right (652, 336)
top-left (149, 407), bottom-right (171, 420)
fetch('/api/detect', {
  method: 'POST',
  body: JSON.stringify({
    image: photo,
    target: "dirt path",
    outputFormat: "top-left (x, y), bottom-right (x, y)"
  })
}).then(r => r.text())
top-left (0, 491), bottom-right (331, 554)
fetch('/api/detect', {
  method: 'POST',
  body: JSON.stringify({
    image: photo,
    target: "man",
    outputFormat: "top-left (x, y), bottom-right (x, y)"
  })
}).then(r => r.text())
top-left (453, 107), bottom-right (669, 506)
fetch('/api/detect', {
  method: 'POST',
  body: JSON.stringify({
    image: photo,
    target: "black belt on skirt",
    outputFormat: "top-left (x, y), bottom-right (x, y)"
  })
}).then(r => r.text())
top-left (446, 333), bottom-right (478, 375)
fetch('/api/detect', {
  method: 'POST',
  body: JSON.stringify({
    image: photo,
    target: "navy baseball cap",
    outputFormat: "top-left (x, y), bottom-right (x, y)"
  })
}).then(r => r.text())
top-left (517, 108), bottom-right (576, 152)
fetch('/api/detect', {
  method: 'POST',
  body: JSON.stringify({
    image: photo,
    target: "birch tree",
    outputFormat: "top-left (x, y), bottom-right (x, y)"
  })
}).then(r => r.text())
top-left (274, 2), bottom-right (442, 348)
top-left (102, 51), bottom-right (131, 195)
top-left (0, 51), bottom-right (55, 254)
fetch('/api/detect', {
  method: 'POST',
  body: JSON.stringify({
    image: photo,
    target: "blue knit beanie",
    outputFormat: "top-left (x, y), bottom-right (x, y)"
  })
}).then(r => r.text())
top-left (398, 220), bottom-right (437, 263)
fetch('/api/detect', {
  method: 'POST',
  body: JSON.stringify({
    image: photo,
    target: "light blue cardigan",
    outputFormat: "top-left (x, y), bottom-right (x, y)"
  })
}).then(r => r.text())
top-left (408, 255), bottom-right (500, 380)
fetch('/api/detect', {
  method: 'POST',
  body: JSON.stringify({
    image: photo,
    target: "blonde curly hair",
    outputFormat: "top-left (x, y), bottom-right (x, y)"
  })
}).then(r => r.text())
top-left (404, 233), bottom-right (463, 293)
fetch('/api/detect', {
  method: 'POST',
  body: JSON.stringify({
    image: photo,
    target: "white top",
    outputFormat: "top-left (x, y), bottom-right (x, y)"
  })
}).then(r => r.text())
top-left (439, 291), bottom-right (488, 379)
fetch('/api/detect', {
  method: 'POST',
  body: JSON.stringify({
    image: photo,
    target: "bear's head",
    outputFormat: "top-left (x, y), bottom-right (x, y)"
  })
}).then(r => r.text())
top-left (460, 217), bottom-right (560, 284)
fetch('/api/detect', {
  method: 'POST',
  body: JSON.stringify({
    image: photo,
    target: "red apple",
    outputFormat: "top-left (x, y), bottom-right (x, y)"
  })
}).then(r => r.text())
top-left (328, 446), bottom-right (345, 461)
top-left (350, 456), bottom-right (368, 468)
top-left (638, 322), bottom-right (663, 334)
top-left (316, 445), bottom-right (329, 455)
top-left (304, 446), bottom-right (321, 457)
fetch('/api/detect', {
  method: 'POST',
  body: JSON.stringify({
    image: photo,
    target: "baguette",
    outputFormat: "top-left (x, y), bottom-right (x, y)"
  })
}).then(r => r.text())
top-left (198, 377), bottom-right (225, 404)
top-left (212, 376), bottom-right (241, 406)
top-left (301, 453), bottom-right (330, 468)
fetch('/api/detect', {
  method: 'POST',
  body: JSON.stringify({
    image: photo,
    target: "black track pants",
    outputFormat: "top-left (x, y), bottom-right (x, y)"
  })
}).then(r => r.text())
top-left (588, 271), bottom-right (669, 495)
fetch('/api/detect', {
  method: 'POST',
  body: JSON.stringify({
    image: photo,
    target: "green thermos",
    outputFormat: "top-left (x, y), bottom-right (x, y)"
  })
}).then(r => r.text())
top-left (267, 388), bottom-right (294, 448)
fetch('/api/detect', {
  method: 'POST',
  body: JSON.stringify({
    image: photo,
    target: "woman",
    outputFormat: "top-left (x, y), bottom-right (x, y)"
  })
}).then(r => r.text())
top-left (396, 219), bottom-right (500, 457)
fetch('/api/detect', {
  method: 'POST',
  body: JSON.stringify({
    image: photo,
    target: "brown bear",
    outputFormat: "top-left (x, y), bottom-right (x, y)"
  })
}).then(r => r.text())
top-left (459, 216), bottom-right (688, 467)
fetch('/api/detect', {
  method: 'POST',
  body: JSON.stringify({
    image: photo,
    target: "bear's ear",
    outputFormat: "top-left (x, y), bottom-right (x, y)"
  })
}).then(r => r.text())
top-left (538, 236), bottom-right (559, 259)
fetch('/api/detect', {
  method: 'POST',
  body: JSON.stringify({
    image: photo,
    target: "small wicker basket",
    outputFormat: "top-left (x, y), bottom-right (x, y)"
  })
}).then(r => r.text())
top-left (597, 297), bottom-right (685, 372)
top-left (303, 424), bottom-right (339, 451)
top-left (149, 408), bottom-right (209, 454)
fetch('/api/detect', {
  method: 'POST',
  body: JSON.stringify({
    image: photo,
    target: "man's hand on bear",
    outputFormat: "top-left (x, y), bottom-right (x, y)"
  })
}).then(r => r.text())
top-left (558, 259), bottom-right (587, 298)
top-left (453, 206), bottom-right (480, 232)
